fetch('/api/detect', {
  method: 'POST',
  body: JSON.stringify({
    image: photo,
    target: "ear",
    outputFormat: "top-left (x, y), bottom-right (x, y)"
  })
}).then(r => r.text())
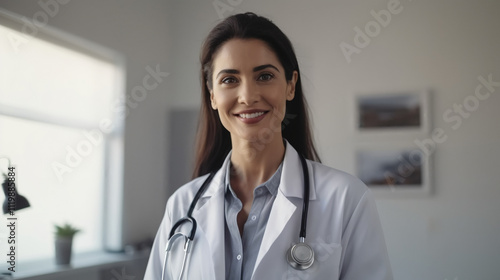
top-left (206, 81), bottom-right (218, 110)
top-left (209, 89), bottom-right (217, 110)
top-left (286, 71), bottom-right (298, 101)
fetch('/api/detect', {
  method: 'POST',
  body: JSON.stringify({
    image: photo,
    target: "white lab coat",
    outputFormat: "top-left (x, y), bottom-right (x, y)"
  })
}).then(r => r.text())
top-left (144, 142), bottom-right (393, 280)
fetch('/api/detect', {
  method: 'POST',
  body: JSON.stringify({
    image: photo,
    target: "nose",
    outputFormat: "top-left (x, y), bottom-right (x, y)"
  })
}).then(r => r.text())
top-left (238, 79), bottom-right (260, 105)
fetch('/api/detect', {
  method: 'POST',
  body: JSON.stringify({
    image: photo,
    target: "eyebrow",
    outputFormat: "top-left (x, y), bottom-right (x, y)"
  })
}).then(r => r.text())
top-left (253, 64), bottom-right (280, 73)
top-left (216, 64), bottom-right (280, 78)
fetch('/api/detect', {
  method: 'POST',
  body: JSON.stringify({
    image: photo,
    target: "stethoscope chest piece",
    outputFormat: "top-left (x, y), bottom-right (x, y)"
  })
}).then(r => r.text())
top-left (286, 239), bottom-right (314, 270)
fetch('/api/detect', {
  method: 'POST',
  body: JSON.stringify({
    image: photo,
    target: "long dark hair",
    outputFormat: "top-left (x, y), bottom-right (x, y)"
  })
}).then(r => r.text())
top-left (193, 12), bottom-right (320, 178)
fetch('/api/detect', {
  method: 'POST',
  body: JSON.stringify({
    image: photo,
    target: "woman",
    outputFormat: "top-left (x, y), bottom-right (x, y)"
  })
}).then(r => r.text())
top-left (145, 12), bottom-right (392, 280)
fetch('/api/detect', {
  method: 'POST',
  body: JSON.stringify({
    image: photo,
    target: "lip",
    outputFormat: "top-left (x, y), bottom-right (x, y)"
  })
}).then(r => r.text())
top-left (234, 109), bottom-right (269, 124)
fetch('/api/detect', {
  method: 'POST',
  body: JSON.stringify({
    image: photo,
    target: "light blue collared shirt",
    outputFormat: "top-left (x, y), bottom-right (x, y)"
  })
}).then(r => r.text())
top-left (224, 160), bottom-right (283, 280)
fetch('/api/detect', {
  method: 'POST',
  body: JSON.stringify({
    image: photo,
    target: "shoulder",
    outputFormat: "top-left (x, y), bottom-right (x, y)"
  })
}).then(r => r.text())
top-left (308, 160), bottom-right (379, 231)
top-left (165, 174), bottom-right (212, 216)
top-left (308, 160), bottom-right (370, 206)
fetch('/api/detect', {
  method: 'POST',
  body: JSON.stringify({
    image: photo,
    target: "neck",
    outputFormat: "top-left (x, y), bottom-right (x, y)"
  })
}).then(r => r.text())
top-left (230, 135), bottom-right (285, 192)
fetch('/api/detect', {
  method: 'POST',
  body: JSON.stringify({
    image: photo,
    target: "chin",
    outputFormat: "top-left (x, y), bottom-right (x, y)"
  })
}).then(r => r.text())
top-left (234, 128), bottom-right (280, 145)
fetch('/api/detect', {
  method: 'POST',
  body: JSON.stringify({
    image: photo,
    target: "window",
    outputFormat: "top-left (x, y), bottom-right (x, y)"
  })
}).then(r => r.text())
top-left (0, 10), bottom-right (125, 263)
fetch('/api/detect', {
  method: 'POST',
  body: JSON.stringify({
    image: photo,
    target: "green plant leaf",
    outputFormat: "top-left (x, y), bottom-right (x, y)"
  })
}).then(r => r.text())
top-left (54, 223), bottom-right (81, 237)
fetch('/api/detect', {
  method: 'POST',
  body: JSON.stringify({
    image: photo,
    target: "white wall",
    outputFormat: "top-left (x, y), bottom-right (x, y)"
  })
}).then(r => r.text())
top-left (2, 0), bottom-right (499, 279)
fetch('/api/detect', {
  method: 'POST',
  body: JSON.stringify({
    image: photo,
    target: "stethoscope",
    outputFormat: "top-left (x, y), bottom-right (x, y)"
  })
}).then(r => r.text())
top-left (162, 154), bottom-right (314, 280)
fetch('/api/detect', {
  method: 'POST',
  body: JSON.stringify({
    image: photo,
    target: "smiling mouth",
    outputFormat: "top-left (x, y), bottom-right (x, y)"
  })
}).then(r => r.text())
top-left (238, 111), bottom-right (266, 119)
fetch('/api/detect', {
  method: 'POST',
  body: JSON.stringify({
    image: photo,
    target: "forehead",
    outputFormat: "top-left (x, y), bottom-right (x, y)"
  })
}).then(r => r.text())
top-left (212, 38), bottom-right (283, 71)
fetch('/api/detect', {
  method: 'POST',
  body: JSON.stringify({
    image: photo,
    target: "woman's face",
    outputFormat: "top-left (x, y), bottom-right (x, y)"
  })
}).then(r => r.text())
top-left (209, 38), bottom-right (298, 143)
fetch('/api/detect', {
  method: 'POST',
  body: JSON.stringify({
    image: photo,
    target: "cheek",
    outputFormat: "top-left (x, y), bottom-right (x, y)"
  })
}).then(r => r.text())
top-left (270, 92), bottom-right (288, 113)
top-left (213, 92), bottom-right (233, 114)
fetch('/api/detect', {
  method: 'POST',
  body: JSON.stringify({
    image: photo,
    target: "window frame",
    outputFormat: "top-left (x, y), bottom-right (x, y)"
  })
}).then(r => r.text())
top-left (0, 8), bottom-right (126, 254)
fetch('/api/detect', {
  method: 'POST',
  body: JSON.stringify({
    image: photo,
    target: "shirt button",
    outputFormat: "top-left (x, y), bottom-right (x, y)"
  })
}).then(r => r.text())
top-left (237, 254), bottom-right (242, 261)
top-left (256, 189), bottom-right (262, 195)
top-left (251, 215), bottom-right (257, 221)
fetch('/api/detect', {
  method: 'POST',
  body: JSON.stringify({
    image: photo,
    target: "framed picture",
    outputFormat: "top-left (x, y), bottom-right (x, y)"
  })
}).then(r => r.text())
top-left (355, 144), bottom-right (432, 196)
top-left (354, 90), bottom-right (430, 134)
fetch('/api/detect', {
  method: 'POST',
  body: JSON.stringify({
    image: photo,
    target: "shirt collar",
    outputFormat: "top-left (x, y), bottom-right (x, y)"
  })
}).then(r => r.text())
top-left (201, 140), bottom-right (317, 200)
top-left (224, 158), bottom-right (283, 198)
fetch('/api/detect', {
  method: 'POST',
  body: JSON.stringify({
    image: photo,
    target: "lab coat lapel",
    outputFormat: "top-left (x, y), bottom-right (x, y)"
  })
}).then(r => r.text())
top-left (252, 142), bottom-right (315, 276)
top-left (191, 168), bottom-right (226, 280)
top-left (253, 189), bottom-right (297, 274)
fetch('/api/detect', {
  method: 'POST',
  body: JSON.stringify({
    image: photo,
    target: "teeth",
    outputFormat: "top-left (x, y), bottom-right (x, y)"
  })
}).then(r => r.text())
top-left (239, 112), bottom-right (265, 119)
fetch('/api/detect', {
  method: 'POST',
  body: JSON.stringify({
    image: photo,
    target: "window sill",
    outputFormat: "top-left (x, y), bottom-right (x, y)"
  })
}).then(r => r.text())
top-left (12, 251), bottom-right (149, 280)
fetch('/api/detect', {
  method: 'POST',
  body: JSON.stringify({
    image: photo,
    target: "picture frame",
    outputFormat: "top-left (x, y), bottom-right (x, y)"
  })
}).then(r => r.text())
top-left (355, 143), bottom-right (432, 197)
top-left (354, 90), bottom-right (430, 135)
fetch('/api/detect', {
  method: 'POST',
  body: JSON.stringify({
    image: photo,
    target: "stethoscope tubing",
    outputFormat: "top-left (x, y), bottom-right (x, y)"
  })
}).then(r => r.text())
top-left (298, 153), bottom-right (310, 240)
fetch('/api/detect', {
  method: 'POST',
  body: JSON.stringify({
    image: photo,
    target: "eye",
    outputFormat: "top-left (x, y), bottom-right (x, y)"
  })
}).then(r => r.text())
top-left (257, 73), bottom-right (274, 81)
top-left (221, 76), bottom-right (238, 84)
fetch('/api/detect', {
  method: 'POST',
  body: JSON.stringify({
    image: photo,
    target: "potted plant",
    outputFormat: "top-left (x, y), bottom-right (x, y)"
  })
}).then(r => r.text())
top-left (54, 223), bottom-right (80, 265)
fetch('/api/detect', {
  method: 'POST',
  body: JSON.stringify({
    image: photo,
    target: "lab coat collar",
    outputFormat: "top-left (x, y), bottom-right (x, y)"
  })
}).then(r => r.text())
top-left (280, 140), bottom-right (317, 200)
top-left (200, 151), bottom-right (231, 199)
